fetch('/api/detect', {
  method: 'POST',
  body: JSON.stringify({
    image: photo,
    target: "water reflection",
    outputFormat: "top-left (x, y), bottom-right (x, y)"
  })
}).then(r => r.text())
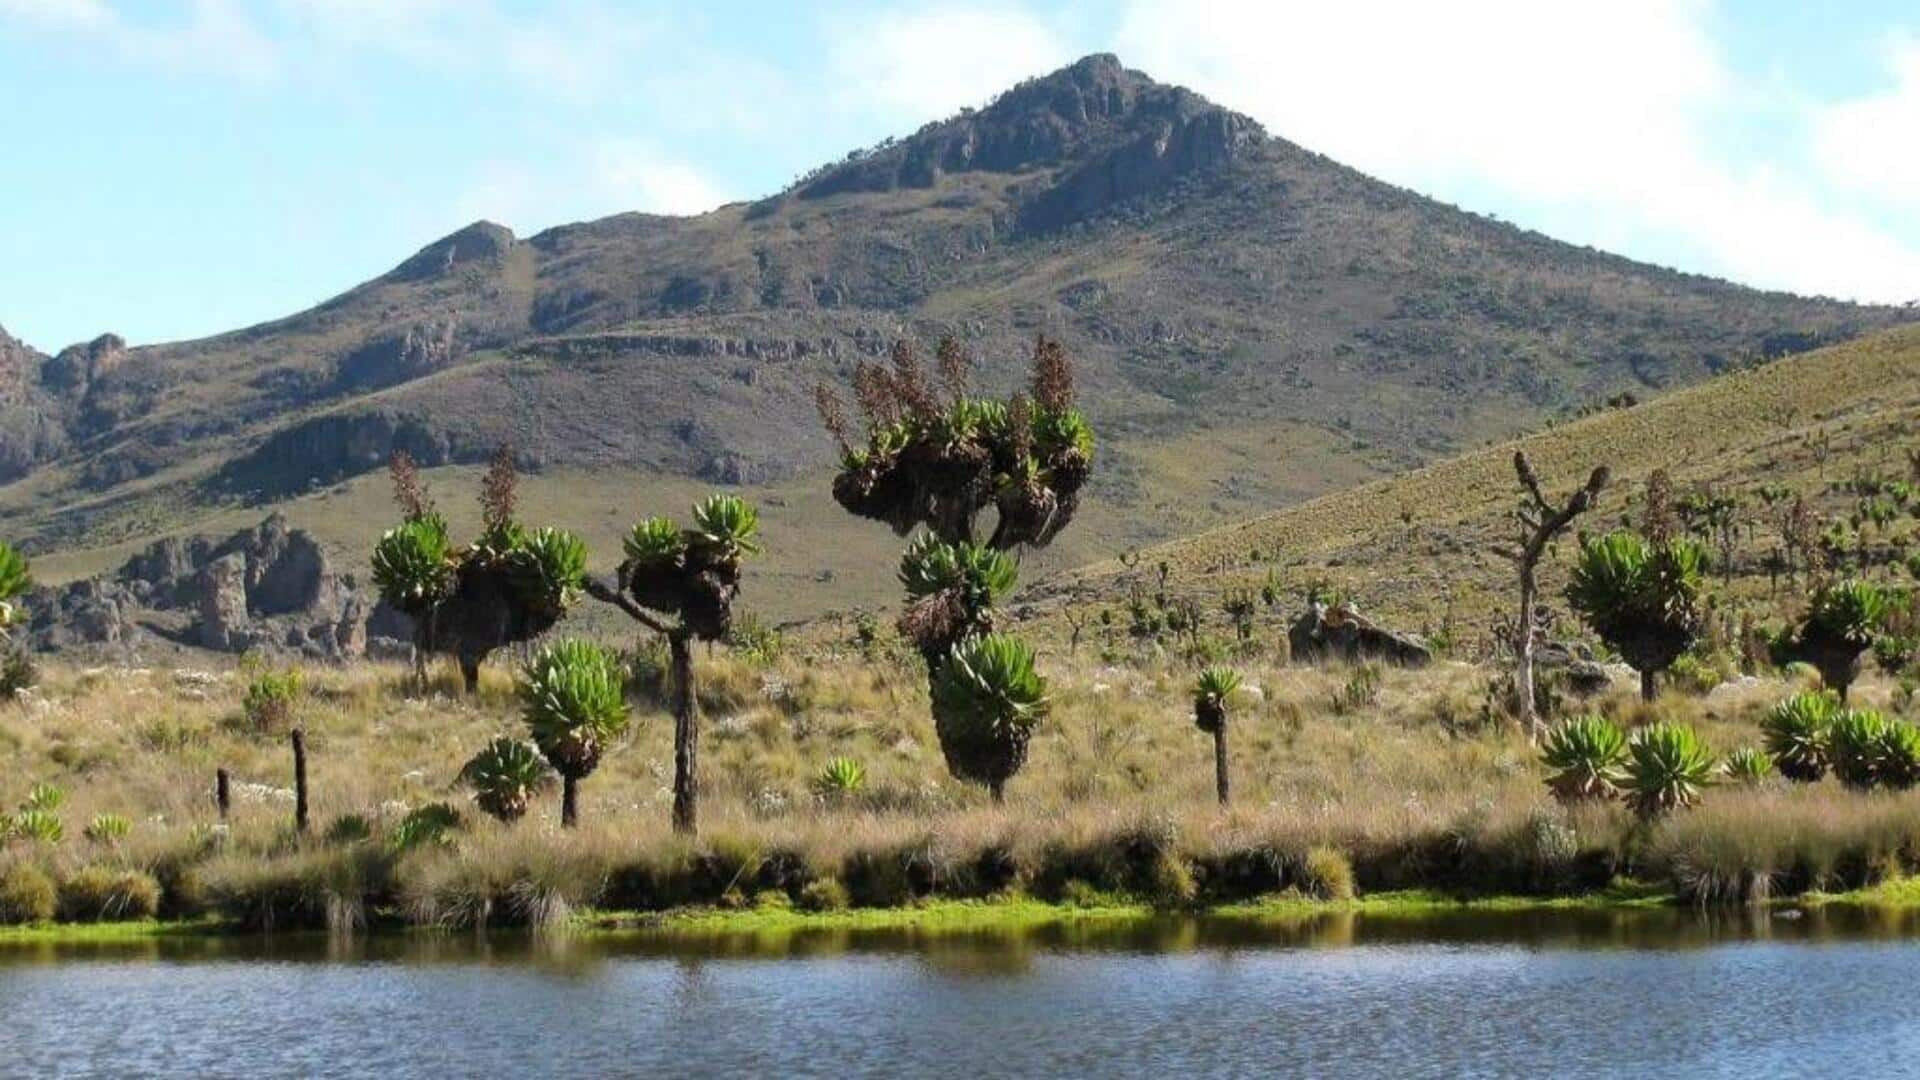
top-left (3, 902), bottom-right (1917, 969)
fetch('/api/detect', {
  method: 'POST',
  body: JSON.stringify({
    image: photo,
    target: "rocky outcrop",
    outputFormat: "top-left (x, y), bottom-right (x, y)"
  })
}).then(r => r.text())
top-left (797, 53), bottom-right (1261, 230)
top-left (390, 221), bottom-right (516, 282)
top-left (1288, 601), bottom-right (1432, 667)
top-left (332, 320), bottom-right (465, 394)
top-left (23, 514), bottom-right (377, 661)
top-left (1534, 640), bottom-right (1616, 696)
top-left (217, 409), bottom-right (458, 497)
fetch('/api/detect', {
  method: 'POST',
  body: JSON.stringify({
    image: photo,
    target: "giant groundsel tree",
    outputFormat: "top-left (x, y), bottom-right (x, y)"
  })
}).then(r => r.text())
top-left (816, 335), bottom-right (1090, 800)
top-left (1566, 530), bottom-right (1707, 702)
top-left (584, 493), bottom-right (761, 834)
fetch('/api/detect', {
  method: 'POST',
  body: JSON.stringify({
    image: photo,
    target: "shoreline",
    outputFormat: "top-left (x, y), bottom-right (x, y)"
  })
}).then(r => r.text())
top-left (6, 881), bottom-right (1918, 946)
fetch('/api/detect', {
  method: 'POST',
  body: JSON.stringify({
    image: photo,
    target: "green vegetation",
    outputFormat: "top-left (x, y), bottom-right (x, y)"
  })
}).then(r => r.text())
top-left (459, 737), bottom-right (554, 824)
top-left (240, 663), bottom-right (302, 732)
top-left (1775, 579), bottom-right (1890, 701)
top-left (1567, 531), bottom-right (1708, 702)
top-left (1539, 715), bottom-right (1627, 802)
top-left (929, 634), bottom-right (1050, 803)
top-left (1761, 691), bottom-right (1839, 782)
top-left (370, 449), bottom-right (588, 692)
top-left (1623, 722), bottom-right (1716, 817)
top-left (1192, 666), bottom-right (1242, 805)
top-left (519, 640), bottom-right (630, 828)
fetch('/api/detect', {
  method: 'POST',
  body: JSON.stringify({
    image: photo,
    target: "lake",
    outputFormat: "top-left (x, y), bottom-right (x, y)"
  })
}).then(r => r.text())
top-left (2, 906), bottom-right (1917, 1078)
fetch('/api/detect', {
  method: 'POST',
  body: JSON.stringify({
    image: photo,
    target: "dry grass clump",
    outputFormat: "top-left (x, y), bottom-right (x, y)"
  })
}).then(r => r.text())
top-left (1645, 787), bottom-right (1920, 904)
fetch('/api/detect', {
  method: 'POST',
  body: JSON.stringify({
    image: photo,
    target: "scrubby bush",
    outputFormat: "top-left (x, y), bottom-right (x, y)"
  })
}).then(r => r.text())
top-left (1761, 691), bottom-right (1839, 783)
top-left (57, 866), bottom-right (161, 922)
top-left (0, 648), bottom-right (35, 701)
top-left (1538, 714), bottom-right (1627, 802)
top-left (83, 813), bottom-right (131, 845)
top-left (1297, 846), bottom-right (1356, 901)
top-left (0, 863), bottom-right (56, 924)
top-left (1622, 722), bottom-right (1714, 817)
top-left (241, 665), bottom-right (302, 732)
top-left (388, 803), bottom-right (462, 854)
top-left (1566, 531), bottom-right (1707, 701)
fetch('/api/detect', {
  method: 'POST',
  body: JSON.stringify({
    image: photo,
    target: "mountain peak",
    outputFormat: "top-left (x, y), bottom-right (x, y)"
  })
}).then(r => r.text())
top-left (389, 220), bottom-right (517, 281)
top-left (791, 54), bottom-right (1262, 216)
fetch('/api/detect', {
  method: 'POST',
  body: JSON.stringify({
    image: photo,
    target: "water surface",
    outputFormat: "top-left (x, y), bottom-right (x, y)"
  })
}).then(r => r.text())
top-left (2, 906), bottom-right (1915, 1078)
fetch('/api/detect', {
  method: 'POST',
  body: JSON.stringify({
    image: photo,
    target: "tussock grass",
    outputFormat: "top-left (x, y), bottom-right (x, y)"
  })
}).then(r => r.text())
top-left (0, 648), bottom-right (1914, 927)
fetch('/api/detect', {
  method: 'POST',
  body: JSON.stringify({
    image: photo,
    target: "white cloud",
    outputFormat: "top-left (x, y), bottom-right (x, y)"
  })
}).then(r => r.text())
top-left (0, 0), bottom-right (278, 80)
top-left (832, 4), bottom-right (1071, 120)
top-left (1114, 0), bottom-right (1920, 303)
top-left (1812, 33), bottom-right (1920, 211)
top-left (453, 140), bottom-right (729, 233)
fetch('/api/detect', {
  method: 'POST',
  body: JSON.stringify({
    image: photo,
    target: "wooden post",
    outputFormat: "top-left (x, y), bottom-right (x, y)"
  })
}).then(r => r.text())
top-left (215, 768), bottom-right (231, 821)
top-left (291, 728), bottom-right (309, 835)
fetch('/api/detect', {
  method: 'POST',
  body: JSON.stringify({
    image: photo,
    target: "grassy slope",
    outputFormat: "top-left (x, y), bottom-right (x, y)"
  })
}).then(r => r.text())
top-left (1031, 322), bottom-right (1920, 641)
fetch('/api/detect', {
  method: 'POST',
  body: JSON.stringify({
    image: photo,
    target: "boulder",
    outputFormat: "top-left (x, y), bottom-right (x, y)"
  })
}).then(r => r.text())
top-left (1288, 602), bottom-right (1431, 667)
top-left (1534, 640), bottom-right (1613, 697)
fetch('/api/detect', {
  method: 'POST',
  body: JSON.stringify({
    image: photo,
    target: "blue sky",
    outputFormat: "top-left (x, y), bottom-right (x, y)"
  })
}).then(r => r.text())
top-left (3, 0), bottom-right (1919, 351)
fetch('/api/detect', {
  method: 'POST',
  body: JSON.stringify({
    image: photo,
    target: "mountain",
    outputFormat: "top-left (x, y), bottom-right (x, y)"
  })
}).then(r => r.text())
top-left (1, 54), bottom-right (1906, 619)
top-left (1028, 323), bottom-right (1920, 644)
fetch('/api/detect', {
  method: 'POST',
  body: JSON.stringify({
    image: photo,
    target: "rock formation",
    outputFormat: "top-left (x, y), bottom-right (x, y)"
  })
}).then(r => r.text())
top-left (1288, 601), bottom-right (1432, 667)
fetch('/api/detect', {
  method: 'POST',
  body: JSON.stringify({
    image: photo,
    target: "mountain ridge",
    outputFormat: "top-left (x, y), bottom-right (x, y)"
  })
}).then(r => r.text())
top-left (0, 54), bottom-right (1905, 613)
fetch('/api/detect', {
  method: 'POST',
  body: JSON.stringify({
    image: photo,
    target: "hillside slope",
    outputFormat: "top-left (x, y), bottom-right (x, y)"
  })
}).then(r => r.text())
top-left (1, 54), bottom-right (1903, 616)
top-left (1028, 324), bottom-right (1920, 648)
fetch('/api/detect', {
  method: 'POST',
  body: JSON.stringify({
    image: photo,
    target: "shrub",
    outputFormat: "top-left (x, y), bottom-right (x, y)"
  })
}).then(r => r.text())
top-left (241, 666), bottom-right (302, 731)
top-left (324, 814), bottom-right (373, 845)
top-left (1830, 708), bottom-right (1892, 791)
top-left (83, 813), bottom-right (131, 845)
top-left (0, 648), bottom-right (35, 700)
top-left (929, 633), bottom-right (1049, 801)
top-left (460, 737), bottom-right (554, 823)
top-left (1782, 579), bottom-right (1891, 700)
top-left (57, 867), bottom-right (161, 922)
top-left (0, 863), bottom-right (55, 924)
top-left (1761, 691), bottom-right (1840, 783)
top-left (796, 876), bottom-right (851, 913)
top-left (1566, 531), bottom-right (1707, 699)
top-left (1538, 715), bottom-right (1628, 802)
top-left (1723, 747), bottom-right (1774, 786)
top-left (1623, 722), bottom-right (1714, 817)
top-left (1330, 663), bottom-right (1383, 714)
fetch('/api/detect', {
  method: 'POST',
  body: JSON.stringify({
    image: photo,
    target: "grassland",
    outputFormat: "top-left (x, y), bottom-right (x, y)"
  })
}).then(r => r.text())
top-left (3, 635), bottom-right (1920, 937)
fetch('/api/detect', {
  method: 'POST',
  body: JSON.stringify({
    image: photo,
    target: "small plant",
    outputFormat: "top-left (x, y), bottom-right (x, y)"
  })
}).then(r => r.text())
top-left (929, 633), bottom-right (1049, 802)
top-left (9, 810), bottom-right (62, 845)
top-left (241, 666), bottom-right (303, 731)
top-left (21, 783), bottom-right (63, 813)
top-left (0, 647), bottom-right (34, 700)
top-left (1829, 707), bottom-right (1892, 791)
top-left (82, 813), bottom-right (131, 845)
top-left (520, 639), bottom-right (631, 827)
top-left (459, 737), bottom-right (554, 823)
top-left (1622, 722), bottom-right (1714, 817)
top-left (387, 802), bottom-right (462, 853)
top-left (1760, 691), bottom-right (1840, 783)
top-left (1538, 714), bottom-right (1628, 802)
top-left (324, 814), bottom-right (373, 845)
top-left (1330, 663), bottom-right (1383, 715)
top-left (1722, 747), bottom-right (1773, 786)
top-left (813, 757), bottom-right (868, 801)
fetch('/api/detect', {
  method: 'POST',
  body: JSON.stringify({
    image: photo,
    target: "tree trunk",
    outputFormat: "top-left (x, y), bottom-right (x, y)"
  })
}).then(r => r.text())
top-left (670, 631), bottom-right (699, 835)
top-left (1640, 668), bottom-right (1657, 703)
top-left (215, 767), bottom-right (231, 821)
top-left (459, 654), bottom-right (481, 695)
top-left (561, 774), bottom-right (579, 829)
top-left (989, 779), bottom-right (1005, 805)
top-left (1516, 564), bottom-right (1540, 740)
top-left (1213, 726), bottom-right (1230, 806)
top-left (290, 729), bottom-right (309, 835)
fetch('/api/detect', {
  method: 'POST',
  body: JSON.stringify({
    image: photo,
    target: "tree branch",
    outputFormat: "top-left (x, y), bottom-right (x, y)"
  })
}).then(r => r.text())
top-left (583, 573), bottom-right (673, 635)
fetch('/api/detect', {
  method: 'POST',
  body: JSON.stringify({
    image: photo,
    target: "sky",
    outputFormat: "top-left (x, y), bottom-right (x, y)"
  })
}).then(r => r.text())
top-left (3, 0), bottom-right (1919, 351)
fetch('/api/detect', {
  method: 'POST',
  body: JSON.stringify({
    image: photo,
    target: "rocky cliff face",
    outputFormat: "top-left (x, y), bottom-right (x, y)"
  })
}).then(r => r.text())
top-left (25, 514), bottom-right (380, 661)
